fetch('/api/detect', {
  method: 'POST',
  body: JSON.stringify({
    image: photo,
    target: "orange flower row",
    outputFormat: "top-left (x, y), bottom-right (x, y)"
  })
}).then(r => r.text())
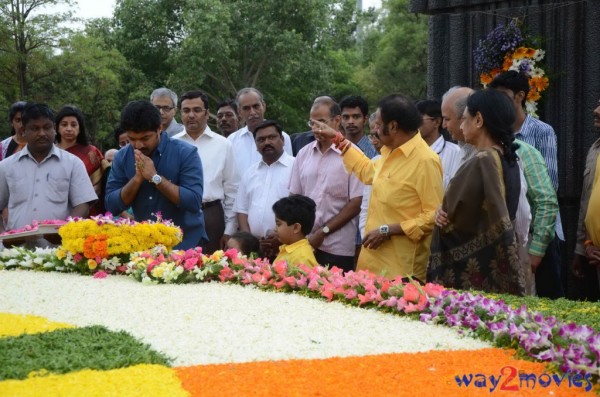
top-left (83, 234), bottom-right (109, 259)
top-left (175, 348), bottom-right (595, 396)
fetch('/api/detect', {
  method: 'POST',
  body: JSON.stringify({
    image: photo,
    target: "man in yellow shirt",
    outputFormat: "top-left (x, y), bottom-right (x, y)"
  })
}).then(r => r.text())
top-left (272, 195), bottom-right (318, 267)
top-left (311, 94), bottom-right (443, 281)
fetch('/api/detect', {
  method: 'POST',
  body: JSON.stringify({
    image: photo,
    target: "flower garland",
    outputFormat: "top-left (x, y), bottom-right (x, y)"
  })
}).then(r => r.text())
top-left (474, 20), bottom-right (549, 117)
top-left (1, 245), bottom-right (599, 383)
top-left (57, 213), bottom-right (182, 272)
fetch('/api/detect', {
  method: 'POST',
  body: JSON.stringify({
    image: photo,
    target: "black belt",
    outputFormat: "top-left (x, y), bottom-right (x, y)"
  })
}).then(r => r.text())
top-left (202, 199), bottom-right (221, 209)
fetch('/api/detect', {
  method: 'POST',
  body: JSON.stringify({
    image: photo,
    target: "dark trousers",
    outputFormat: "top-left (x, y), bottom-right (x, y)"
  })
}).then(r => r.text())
top-left (201, 200), bottom-right (224, 255)
top-left (314, 249), bottom-right (355, 273)
top-left (535, 234), bottom-right (565, 299)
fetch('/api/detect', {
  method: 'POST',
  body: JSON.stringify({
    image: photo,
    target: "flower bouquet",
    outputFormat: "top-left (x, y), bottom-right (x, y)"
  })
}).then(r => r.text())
top-left (57, 213), bottom-right (182, 274)
top-left (474, 20), bottom-right (549, 116)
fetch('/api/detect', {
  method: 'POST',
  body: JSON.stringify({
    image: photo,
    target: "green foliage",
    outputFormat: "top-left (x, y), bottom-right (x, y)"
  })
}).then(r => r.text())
top-left (0, 0), bottom-right (75, 99)
top-left (29, 33), bottom-right (129, 147)
top-left (0, 325), bottom-right (171, 381)
top-left (0, 0), bottom-right (429, 140)
top-left (166, 0), bottom-right (360, 133)
top-left (113, 0), bottom-right (184, 87)
top-left (354, 0), bottom-right (428, 101)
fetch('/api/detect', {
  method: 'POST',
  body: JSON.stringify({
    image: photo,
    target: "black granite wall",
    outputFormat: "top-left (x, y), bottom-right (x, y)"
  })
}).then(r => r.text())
top-left (409, 0), bottom-right (600, 298)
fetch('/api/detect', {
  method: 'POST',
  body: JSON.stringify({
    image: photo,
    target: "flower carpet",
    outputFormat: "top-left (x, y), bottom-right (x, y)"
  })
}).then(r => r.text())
top-left (0, 269), bottom-right (597, 396)
top-left (0, 215), bottom-right (598, 396)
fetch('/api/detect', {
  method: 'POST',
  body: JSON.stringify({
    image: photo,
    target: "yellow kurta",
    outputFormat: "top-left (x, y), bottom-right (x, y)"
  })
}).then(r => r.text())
top-left (343, 133), bottom-right (443, 281)
top-left (585, 155), bottom-right (600, 246)
top-left (274, 238), bottom-right (318, 267)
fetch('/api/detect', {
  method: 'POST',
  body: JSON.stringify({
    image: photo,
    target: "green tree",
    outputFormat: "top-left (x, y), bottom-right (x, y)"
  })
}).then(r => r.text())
top-left (112, 0), bottom-right (184, 87)
top-left (0, 0), bottom-right (74, 99)
top-left (30, 33), bottom-right (130, 148)
top-left (166, 0), bottom-right (360, 132)
top-left (354, 0), bottom-right (428, 101)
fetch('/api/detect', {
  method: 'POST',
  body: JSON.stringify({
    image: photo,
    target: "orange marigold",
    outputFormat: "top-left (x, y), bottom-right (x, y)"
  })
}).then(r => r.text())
top-left (527, 90), bottom-right (541, 102)
top-left (502, 54), bottom-right (513, 70)
top-left (83, 234), bottom-right (109, 259)
top-left (480, 73), bottom-right (493, 85)
top-left (531, 76), bottom-right (549, 91)
top-left (513, 46), bottom-right (536, 60)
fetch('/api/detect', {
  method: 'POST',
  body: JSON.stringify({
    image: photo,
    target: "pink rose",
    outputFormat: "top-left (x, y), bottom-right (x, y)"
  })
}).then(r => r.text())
top-left (402, 283), bottom-right (421, 303)
top-left (94, 271), bottom-right (108, 279)
top-left (424, 283), bottom-right (445, 298)
top-left (224, 248), bottom-right (238, 260)
top-left (184, 258), bottom-right (198, 271)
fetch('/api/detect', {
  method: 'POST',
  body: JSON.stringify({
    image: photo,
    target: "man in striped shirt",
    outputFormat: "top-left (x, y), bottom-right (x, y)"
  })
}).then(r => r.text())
top-left (491, 71), bottom-right (564, 298)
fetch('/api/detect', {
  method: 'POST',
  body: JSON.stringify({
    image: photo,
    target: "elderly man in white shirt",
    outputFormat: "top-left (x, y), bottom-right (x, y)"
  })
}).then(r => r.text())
top-left (173, 90), bottom-right (239, 254)
top-left (234, 120), bottom-right (294, 258)
top-left (227, 88), bottom-right (293, 178)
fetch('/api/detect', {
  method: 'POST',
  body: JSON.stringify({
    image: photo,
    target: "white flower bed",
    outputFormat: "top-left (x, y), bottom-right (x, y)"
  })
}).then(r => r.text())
top-left (0, 270), bottom-right (490, 366)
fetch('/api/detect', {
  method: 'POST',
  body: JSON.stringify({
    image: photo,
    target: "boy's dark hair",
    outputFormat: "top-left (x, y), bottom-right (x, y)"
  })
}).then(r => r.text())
top-left (120, 100), bottom-right (161, 133)
top-left (55, 105), bottom-right (89, 145)
top-left (21, 103), bottom-right (55, 128)
top-left (489, 70), bottom-right (530, 107)
top-left (339, 95), bottom-right (369, 116)
top-left (272, 195), bottom-right (316, 236)
top-left (252, 119), bottom-right (283, 139)
top-left (229, 231), bottom-right (260, 256)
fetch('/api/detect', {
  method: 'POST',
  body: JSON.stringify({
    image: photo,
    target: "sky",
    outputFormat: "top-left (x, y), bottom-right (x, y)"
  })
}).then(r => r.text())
top-left (69, 0), bottom-right (381, 20)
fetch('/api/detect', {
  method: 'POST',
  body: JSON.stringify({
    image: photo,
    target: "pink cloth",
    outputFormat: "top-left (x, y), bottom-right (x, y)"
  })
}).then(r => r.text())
top-left (289, 141), bottom-right (363, 256)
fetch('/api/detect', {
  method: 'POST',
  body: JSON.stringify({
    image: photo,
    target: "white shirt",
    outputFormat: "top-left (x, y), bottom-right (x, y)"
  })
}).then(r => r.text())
top-left (173, 126), bottom-right (239, 235)
top-left (515, 159), bottom-right (531, 248)
top-left (430, 136), bottom-right (461, 190)
top-left (227, 126), bottom-right (293, 180)
top-left (234, 152), bottom-right (295, 238)
top-left (359, 155), bottom-right (381, 239)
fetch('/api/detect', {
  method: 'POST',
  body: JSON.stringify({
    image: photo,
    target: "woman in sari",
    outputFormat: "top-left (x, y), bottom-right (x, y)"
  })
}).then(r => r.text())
top-left (56, 105), bottom-right (107, 215)
top-left (428, 89), bottom-right (526, 295)
top-left (0, 101), bottom-right (28, 161)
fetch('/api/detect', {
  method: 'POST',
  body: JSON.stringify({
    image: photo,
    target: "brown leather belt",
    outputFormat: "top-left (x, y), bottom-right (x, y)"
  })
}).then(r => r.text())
top-left (202, 199), bottom-right (221, 210)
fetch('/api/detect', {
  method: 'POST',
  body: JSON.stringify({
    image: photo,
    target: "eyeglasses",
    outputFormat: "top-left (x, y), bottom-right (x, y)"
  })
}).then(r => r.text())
top-left (155, 105), bottom-right (175, 112)
top-left (307, 118), bottom-right (332, 128)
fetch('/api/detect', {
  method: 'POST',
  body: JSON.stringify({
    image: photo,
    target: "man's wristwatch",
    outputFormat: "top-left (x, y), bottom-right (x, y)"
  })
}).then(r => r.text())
top-left (379, 224), bottom-right (389, 237)
top-left (322, 225), bottom-right (330, 235)
top-left (150, 174), bottom-right (162, 185)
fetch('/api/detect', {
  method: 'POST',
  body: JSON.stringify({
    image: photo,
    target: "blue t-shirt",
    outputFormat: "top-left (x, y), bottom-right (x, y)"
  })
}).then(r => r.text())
top-left (105, 132), bottom-right (208, 249)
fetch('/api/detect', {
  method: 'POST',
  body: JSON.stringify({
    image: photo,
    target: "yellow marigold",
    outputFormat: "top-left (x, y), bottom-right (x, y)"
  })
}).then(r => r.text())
top-left (87, 259), bottom-right (98, 270)
top-left (151, 265), bottom-right (165, 278)
top-left (56, 249), bottom-right (66, 260)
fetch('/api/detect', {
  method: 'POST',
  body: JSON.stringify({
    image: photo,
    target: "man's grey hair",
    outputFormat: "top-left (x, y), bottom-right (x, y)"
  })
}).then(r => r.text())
top-left (442, 86), bottom-right (473, 117)
top-left (151, 88), bottom-right (178, 108)
top-left (369, 112), bottom-right (377, 122)
top-left (235, 87), bottom-right (264, 106)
